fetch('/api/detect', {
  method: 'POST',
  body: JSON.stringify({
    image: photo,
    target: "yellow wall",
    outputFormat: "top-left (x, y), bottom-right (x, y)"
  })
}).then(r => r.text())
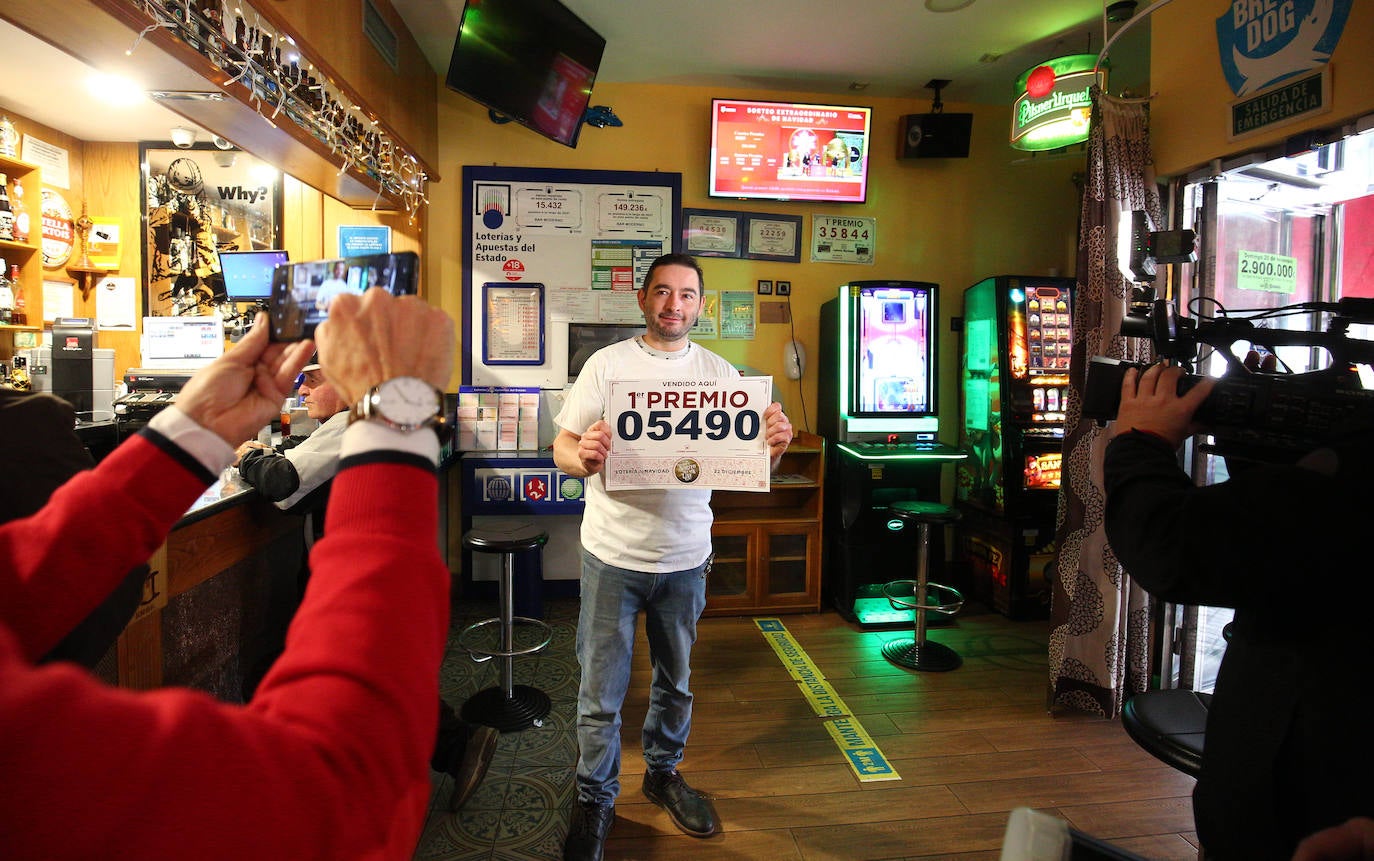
top-left (431, 83), bottom-right (1082, 437)
top-left (1151, 0), bottom-right (1374, 178)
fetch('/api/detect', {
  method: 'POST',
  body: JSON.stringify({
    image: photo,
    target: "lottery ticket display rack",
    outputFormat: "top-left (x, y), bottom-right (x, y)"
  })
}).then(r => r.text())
top-left (461, 434), bottom-right (827, 616)
top-left (704, 431), bottom-right (826, 617)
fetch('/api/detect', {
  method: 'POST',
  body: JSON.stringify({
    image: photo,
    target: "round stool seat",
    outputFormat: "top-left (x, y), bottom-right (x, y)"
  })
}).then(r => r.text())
top-left (462, 523), bottom-right (549, 555)
top-left (887, 499), bottom-right (962, 526)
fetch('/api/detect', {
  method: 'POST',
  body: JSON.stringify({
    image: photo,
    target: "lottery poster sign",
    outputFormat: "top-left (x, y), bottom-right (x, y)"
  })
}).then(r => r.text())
top-left (604, 377), bottom-right (772, 491)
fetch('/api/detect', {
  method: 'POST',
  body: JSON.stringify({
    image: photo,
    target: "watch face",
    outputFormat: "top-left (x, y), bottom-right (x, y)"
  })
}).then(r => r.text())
top-left (375, 376), bottom-right (440, 428)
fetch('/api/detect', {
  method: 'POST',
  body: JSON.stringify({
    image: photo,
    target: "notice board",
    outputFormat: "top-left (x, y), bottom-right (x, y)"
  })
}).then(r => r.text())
top-left (462, 165), bottom-right (682, 389)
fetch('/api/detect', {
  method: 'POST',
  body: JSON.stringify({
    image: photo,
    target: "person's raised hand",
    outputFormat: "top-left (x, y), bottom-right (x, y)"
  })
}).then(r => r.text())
top-left (763, 402), bottom-right (793, 467)
top-left (1108, 361), bottom-right (1216, 447)
top-left (315, 288), bottom-right (455, 406)
top-left (175, 313), bottom-right (314, 447)
top-left (576, 420), bottom-right (612, 476)
top-left (1292, 817), bottom-right (1374, 861)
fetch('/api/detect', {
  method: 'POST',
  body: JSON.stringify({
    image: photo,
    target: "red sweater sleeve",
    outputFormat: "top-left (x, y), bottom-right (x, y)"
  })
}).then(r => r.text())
top-left (0, 432), bottom-right (209, 660)
top-left (0, 456), bottom-right (449, 860)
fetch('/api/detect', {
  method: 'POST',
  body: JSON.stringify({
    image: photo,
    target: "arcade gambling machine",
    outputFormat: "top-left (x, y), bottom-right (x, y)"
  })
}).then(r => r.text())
top-left (818, 280), bottom-right (966, 628)
top-left (955, 274), bottom-right (1075, 619)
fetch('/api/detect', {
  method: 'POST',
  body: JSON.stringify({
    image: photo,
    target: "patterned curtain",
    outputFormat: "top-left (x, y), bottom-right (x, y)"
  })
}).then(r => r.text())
top-left (1048, 88), bottom-right (1161, 718)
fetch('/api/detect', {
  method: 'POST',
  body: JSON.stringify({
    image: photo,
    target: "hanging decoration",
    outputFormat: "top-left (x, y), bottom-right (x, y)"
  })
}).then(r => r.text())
top-left (122, 0), bottom-right (430, 220)
top-left (1009, 54), bottom-right (1105, 152)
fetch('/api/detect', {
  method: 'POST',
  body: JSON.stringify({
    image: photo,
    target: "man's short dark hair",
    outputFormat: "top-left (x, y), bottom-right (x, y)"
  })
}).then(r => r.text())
top-left (641, 253), bottom-right (704, 293)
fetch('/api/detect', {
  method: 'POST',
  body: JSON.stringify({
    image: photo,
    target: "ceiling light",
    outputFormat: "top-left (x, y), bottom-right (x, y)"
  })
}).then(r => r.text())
top-left (148, 90), bottom-right (226, 102)
top-left (87, 72), bottom-right (145, 106)
top-left (925, 0), bottom-right (975, 11)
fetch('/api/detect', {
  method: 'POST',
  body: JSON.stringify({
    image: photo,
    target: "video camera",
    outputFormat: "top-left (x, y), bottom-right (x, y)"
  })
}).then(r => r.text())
top-left (1082, 286), bottom-right (1374, 463)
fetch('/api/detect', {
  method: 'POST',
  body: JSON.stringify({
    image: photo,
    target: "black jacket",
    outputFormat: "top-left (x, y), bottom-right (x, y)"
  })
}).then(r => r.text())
top-left (1104, 429), bottom-right (1374, 860)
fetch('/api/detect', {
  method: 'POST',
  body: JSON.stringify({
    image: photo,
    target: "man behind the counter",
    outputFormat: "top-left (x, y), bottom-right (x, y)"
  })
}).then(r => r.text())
top-left (234, 354), bottom-right (347, 513)
top-left (554, 252), bottom-right (794, 861)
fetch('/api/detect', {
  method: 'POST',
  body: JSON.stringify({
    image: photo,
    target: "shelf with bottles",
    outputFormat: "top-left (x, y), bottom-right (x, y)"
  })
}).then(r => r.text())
top-left (0, 154), bottom-right (42, 331)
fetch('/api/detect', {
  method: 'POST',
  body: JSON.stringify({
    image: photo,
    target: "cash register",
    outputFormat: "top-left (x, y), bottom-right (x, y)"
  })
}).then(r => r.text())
top-left (113, 368), bottom-right (196, 434)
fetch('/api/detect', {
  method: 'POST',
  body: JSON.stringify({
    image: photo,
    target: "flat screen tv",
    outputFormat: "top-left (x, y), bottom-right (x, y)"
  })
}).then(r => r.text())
top-left (445, 0), bottom-right (606, 148)
top-left (218, 249), bottom-right (288, 301)
top-left (709, 98), bottom-right (872, 204)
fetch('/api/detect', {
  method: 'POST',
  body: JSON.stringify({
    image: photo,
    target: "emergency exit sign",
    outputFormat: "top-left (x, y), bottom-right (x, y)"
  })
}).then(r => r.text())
top-left (1229, 67), bottom-right (1330, 141)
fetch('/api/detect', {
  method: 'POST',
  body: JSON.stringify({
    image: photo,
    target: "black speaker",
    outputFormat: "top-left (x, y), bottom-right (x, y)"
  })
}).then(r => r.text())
top-left (898, 113), bottom-right (973, 159)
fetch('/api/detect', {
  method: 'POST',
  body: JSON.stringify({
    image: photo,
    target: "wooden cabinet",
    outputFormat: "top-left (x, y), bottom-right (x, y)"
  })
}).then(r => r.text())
top-left (0, 153), bottom-right (43, 362)
top-left (706, 431), bottom-right (825, 616)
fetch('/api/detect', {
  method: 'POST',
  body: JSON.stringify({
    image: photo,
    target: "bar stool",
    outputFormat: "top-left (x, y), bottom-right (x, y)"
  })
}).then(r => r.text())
top-left (1121, 689), bottom-right (1211, 777)
top-left (880, 500), bottom-right (965, 672)
top-left (459, 522), bottom-right (553, 732)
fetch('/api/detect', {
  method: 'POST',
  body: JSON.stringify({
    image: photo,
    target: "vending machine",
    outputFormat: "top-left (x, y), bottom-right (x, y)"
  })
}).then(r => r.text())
top-left (955, 274), bottom-right (1074, 619)
top-left (819, 281), bottom-right (966, 627)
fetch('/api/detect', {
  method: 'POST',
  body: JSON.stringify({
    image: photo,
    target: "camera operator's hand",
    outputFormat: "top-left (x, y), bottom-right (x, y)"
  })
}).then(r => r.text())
top-left (1107, 361), bottom-right (1216, 448)
top-left (1243, 348), bottom-right (1280, 373)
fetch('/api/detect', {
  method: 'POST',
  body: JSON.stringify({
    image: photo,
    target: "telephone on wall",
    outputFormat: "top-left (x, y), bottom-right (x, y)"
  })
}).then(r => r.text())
top-left (783, 340), bottom-right (806, 380)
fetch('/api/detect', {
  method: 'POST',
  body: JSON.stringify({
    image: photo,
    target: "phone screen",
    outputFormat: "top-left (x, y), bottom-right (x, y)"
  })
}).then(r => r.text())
top-left (268, 251), bottom-right (418, 341)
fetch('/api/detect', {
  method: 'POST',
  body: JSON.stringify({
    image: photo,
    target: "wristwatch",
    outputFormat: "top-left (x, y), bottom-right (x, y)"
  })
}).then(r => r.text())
top-left (348, 376), bottom-right (443, 432)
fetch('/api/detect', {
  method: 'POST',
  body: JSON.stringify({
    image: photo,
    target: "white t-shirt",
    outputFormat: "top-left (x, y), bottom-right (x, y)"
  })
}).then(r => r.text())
top-left (555, 337), bottom-right (739, 573)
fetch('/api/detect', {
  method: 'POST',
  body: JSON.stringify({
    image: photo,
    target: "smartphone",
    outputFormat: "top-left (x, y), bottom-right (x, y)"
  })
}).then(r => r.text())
top-left (268, 251), bottom-right (419, 341)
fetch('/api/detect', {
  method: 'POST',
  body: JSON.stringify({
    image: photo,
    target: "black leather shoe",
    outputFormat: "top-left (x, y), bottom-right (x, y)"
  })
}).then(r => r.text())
top-left (642, 769), bottom-right (719, 837)
top-left (563, 799), bottom-right (614, 861)
top-left (448, 725), bottom-right (499, 811)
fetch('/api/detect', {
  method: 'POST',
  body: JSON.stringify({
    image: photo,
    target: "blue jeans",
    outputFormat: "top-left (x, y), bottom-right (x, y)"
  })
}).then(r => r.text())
top-left (574, 549), bottom-right (709, 805)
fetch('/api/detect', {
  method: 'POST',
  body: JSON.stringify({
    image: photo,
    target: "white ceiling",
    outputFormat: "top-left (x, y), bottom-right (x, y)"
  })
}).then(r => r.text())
top-left (0, 1), bottom-right (1149, 145)
top-left (0, 17), bottom-right (214, 144)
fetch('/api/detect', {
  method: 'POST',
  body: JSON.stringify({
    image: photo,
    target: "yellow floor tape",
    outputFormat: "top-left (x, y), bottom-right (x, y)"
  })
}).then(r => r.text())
top-left (754, 618), bottom-right (901, 782)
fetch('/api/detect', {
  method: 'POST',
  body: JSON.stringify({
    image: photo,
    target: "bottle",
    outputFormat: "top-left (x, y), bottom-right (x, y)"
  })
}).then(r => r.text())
top-left (0, 115), bottom-right (16, 158)
top-left (10, 355), bottom-right (30, 391)
top-left (9, 264), bottom-right (22, 325)
top-left (0, 262), bottom-right (13, 325)
top-left (0, 173), bottom-right (14, 241)
top-left (10, 179), bottom-right (27, 243)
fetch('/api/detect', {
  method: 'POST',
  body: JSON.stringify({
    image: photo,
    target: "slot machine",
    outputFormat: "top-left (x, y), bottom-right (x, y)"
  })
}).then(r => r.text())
top-left (955, 274), bottom-right (1074, 619)
top-left (819, 280), bottom-right (966, 627)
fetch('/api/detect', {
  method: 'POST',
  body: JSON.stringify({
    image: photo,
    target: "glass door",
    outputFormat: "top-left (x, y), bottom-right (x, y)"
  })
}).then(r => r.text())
top-left (1166, 120), bottom-right (1374, 692)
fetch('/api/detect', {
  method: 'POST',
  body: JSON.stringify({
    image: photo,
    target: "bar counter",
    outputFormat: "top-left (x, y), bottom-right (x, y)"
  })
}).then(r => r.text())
top-left (112, 468), bottom-right (305, 700)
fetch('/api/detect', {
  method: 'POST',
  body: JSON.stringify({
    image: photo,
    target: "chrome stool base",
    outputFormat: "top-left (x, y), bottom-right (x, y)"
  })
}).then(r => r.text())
top-left (881, 638), bottom-right (962, 672)
top-left (461, 684), bottom-right (552, 733)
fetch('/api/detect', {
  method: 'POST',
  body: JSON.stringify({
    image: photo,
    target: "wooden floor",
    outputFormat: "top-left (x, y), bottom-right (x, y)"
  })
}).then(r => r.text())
top-left (600, 606), bottom-right (1201, 860)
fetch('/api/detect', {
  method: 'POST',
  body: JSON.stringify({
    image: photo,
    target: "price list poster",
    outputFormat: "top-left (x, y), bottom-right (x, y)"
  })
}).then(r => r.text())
top-left (462, 166), bottom-right (682, 389)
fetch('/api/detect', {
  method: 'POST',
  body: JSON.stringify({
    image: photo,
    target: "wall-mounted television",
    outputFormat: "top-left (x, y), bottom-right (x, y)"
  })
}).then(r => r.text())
top-left (444, 0), bottom-right (606, 149)
top-left (709, 98), bottom-right (872, 204)
top-left (218, 249), bottom-right (288, 301)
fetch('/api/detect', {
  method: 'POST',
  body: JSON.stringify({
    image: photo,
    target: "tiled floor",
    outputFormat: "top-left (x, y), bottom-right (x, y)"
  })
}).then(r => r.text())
top-left (414, 598), bottom-right (582, 860)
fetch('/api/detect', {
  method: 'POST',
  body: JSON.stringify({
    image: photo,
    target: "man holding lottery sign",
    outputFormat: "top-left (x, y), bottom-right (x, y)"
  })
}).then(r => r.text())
top-left (554, 253), bottom-right (792, 860)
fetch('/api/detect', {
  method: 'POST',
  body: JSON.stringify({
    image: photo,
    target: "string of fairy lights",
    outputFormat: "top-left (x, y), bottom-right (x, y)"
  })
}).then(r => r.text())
top-left (124, 0), bottom-right (430, 219)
